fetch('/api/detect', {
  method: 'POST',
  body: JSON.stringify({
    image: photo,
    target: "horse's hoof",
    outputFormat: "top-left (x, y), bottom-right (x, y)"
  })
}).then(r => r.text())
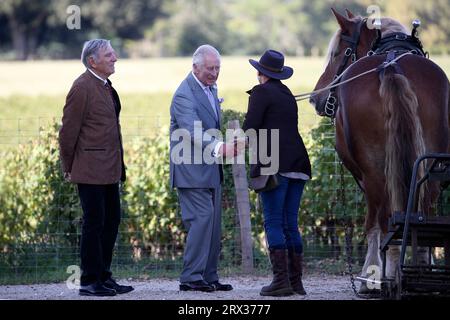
top-left (359, 282), bottom-right (370, 294)
top-left (358, 282), bottom-right (381, 295)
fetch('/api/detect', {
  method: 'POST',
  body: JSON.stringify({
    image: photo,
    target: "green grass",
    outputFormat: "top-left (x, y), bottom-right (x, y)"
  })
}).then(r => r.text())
top-left (0, 56), bottom-right (324, 96)
top-left (1, 55), bottom-right (447, 97)
top-left (0, 56), bottom-right (327, 128)
top-left (0, 78), bottom-right (320, 146)
top-left (1, 55), bottom-right (448, 140)
top-left (0, 56), bottom-right (324, 116)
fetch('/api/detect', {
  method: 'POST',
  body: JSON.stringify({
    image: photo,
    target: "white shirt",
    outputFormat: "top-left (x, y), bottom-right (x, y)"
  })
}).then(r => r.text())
top-left (191, 71), bottom-right (217, 93)
top-left (279, 172), bottom-right (310, 181)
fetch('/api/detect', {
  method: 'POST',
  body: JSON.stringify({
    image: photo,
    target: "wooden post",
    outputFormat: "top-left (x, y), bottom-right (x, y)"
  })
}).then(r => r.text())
top-left (228, 120), bottom-right (254, 273)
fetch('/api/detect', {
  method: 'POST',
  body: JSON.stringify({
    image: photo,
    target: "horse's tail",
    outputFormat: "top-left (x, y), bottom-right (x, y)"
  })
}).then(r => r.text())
top-left (380, 70), bottom-right (426, 213)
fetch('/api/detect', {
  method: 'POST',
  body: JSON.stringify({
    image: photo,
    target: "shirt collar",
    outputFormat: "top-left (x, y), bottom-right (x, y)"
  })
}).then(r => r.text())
top-left (191, 71), bottom-right (217, 91)
top-left (88, 68), bottom-right (107, 85)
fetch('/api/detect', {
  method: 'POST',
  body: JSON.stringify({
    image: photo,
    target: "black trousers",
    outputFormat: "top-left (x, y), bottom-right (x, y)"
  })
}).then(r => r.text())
top-left (77, 183), bottom-right (121, 285)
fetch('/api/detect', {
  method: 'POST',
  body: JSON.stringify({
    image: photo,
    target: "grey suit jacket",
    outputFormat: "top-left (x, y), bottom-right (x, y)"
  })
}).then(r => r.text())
top-left (169, 73), bottom-right (223, 189)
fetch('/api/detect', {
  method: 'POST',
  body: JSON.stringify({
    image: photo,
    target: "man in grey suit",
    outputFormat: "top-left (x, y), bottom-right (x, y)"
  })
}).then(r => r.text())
top-left (170, 44), bottom-right (236, 292)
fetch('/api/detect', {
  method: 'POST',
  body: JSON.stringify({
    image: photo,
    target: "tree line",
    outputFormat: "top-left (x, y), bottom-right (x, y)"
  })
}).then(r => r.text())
top-left (0, 0), bottom-right (448, 60)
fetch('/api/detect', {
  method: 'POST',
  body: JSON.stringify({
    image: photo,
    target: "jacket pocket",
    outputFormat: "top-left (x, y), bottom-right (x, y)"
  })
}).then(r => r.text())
top-left (84, 148), bottom-right (106, 152)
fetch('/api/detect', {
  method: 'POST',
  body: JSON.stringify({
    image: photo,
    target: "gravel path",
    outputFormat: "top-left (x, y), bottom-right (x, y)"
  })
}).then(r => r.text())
top-left (0, 274), bottom-right (369, 300)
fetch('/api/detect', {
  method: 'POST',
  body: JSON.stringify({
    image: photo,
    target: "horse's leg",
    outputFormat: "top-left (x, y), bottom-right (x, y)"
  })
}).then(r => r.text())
top-left (384, 181), bottom-right (438, 275)
top-left (385, 244), bottom-right (400, 278)
top-left (359, 225), bottom-right (381, 293)
top-left (416, 182), bottom-right (439, 266)
top-left (384, 246), bottom-right (432, 276)
top-left (417, 247), bottom-right (432, 265)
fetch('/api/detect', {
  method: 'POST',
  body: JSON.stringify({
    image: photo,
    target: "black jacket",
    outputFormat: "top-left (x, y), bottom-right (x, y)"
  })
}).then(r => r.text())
top-left (242, 79), bottom-right (311, 178)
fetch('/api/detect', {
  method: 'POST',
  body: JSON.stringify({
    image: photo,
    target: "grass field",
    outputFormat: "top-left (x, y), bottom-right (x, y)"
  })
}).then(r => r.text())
top-left (0, 55), bottom-right (449, 141)
top-left (0, 56), bottom-right (327, 141)
top-left (0, 56), bottom-right (327, 96)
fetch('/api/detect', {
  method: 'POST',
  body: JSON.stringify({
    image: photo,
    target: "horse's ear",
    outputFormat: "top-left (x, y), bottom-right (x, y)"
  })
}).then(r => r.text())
top-left (345, 9), bottom-right (355, 19)
top-left (331, 7), bottom-right (351, 31)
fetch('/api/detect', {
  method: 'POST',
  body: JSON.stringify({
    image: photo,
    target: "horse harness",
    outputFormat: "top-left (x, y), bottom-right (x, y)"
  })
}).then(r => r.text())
top-left (325, 20), bottom-right (428, 118)
top-left (324, 18), bottom-right (367, 117)
top-left (372, 31), bottom-right (428, 81)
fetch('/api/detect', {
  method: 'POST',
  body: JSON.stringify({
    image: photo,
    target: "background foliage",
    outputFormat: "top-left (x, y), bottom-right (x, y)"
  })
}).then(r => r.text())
top-left (0, 0), bottom-right (449, 60)
top-left (0, 108), bottom-right (370, 283)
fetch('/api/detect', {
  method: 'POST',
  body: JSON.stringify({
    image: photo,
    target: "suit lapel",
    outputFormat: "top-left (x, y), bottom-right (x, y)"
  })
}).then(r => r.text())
top-left (187, 73), bottom-right (218, 124)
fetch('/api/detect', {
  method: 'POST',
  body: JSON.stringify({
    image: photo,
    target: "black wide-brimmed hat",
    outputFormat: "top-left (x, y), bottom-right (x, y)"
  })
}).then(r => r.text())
top-left (249, 49), bottom-right (293, 80)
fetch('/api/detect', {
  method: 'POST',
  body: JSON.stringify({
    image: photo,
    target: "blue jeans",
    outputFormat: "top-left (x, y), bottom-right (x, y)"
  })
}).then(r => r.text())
top-left (260, 175), bottom-right (306, 253)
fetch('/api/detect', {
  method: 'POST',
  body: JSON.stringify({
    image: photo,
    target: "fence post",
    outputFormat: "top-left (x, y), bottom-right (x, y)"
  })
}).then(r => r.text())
top-left (227, 120), bottom-right (254, 273)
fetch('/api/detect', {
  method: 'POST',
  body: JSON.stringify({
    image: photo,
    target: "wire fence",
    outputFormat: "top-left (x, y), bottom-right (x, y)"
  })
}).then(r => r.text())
top-left (0, 113), bottom-right (372, 285)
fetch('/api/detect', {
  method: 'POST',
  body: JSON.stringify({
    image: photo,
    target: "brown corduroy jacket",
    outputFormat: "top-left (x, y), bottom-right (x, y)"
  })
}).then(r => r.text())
top-left (59, 70), bottom-right (125, 185)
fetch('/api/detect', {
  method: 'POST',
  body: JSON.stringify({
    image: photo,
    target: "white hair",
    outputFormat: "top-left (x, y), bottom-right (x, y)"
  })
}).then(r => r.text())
top-left (81, 39), bottom-right (111, 68)
top-left (192, 44), bottom-right (220, 66)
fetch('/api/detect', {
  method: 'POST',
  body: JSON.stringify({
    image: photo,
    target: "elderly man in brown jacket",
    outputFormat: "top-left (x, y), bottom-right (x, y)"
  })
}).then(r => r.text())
top-left (59, 39), bottom-right (133, 296)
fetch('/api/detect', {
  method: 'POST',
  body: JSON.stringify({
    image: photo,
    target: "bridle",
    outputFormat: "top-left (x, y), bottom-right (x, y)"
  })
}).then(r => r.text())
top-left (296, 18), bottom-right (421, 119)
top-left (323, 18), bottom-right (368, 117)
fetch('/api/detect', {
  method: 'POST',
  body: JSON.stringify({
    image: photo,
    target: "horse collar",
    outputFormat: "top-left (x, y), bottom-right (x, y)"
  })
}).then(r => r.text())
top-left (370, 32), bottom-right (427, 57)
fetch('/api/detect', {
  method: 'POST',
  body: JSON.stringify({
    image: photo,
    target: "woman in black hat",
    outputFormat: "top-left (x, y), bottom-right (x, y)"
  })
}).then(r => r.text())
top-left (243, 49), bottom-right (311, 297)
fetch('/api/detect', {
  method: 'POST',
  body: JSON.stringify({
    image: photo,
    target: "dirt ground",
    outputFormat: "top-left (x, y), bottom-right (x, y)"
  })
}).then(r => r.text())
top-left (0, 274), bottom-right (371, 300)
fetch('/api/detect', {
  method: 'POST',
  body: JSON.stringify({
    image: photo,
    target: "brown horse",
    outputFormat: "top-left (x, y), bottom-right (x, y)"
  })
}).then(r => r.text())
top-left (310, 9), bottom-right (450, 293)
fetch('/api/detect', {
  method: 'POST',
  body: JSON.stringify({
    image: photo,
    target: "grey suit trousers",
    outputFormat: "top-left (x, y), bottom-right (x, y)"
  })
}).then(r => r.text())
top-left (177, 187), bottom-right (222, 283)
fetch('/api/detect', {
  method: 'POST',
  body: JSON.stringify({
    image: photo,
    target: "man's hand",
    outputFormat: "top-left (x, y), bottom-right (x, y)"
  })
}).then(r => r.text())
top-left (219, 142), bottom-right (237, 158)
top-left (64, 172), bottom-right (72, 182)
top-left (219, 139), bottom-right (246, 158)
top-left (234, 137), bottom-right (246, 153)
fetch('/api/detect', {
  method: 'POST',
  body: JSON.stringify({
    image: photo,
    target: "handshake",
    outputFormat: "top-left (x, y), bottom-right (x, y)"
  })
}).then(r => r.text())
top-left (219, 137), bottom-right (246, 158)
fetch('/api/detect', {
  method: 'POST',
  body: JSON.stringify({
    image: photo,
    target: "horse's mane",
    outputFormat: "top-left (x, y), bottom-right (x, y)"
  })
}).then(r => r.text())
top-left (380, 17), bottom-right (408, 36)
top-left (324, 16), bottom-right (409, 67)
top-left (324, 29), bottom-right (341, 69)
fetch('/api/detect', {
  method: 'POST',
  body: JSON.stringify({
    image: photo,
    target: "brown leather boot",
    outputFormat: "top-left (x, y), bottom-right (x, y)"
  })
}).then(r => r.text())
top-left (288, 248), bottom-right (306, 295)
top-left (260, 249), bottom-right (294, 296)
